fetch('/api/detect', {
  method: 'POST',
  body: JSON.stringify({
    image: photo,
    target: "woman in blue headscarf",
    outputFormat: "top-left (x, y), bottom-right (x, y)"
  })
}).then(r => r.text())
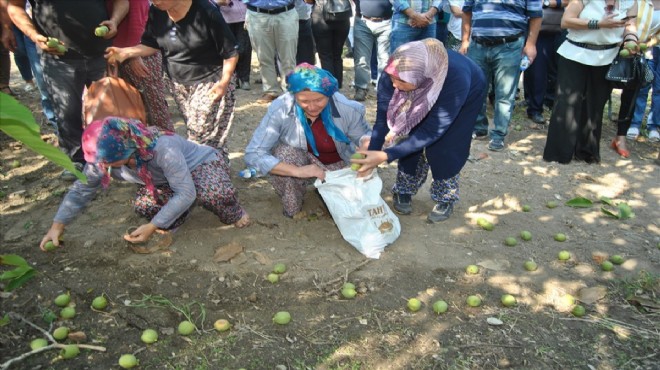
top-left (245, 63), bottom-right (372, 218)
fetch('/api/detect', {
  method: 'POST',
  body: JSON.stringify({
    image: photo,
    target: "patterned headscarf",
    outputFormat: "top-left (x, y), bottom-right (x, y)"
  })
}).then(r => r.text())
top-left (82, 117), bottom-right (171, 200)
top-left (286, 63), bottom-right (350, 156)
top-left (383, 38), bottom-right (449, 141)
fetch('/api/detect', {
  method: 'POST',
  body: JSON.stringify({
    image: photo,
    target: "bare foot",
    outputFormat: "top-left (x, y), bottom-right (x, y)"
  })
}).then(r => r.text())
top-left (234, 213), bottom-right (251, 228)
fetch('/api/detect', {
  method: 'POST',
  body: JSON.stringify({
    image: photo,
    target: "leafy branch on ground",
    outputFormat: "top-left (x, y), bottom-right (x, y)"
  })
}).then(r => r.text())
top-left (0, 312), bottom-right (106, 370)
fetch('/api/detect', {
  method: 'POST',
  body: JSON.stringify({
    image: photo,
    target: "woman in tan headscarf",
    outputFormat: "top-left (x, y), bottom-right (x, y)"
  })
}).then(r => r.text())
top-left (354, 38), bottom-right (486, 223)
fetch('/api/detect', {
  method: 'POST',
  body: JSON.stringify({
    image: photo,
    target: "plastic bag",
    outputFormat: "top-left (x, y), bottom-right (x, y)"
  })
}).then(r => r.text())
top-left (314, 168), bottom-right (400, 259)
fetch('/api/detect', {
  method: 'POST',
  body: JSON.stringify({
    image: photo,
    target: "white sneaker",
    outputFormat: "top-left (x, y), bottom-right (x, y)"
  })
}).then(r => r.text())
top-left (649, 129), bottom-right (660, 142)
top-left (23, 82), bottom-right (35, 92)
top-left (626, 127), bottom-right (640, 140)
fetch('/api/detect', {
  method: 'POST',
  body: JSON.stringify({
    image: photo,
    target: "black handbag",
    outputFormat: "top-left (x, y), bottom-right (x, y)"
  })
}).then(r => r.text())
top-left (321, 0), bottom-right (352, 21)
top-left (606, 52), bottom-right (653, 90)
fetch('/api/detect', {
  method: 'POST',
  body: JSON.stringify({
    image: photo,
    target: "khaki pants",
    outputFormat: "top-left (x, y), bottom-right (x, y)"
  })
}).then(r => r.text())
top-left (246, 9), bottom-right (299, 95)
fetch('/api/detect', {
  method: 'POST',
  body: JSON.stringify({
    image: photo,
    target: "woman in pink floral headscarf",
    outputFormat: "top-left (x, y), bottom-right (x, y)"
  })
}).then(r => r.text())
top-left (39, 117), bottom-right (249, 251)
top-left (354, 39), bottom-right (486, 223)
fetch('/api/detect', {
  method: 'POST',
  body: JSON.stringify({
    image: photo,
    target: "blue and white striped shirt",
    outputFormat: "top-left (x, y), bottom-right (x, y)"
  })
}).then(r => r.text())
top-left (463, 0), bottom-right (542, 39)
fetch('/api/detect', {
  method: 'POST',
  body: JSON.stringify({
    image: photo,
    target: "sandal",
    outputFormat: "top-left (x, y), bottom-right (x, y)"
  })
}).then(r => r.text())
top-left (610, 138), bottom-right (630, 158)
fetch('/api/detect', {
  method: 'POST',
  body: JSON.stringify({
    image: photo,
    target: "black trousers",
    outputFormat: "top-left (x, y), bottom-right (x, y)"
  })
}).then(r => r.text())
top-left (544, 56), bottom-right (612, 164)
top-left (311, 14), bottom-right (349, 88)
top-left (297, 18), bottom-right (316, 65)
top-left (227, 22), bottom-right (252, 82)
top-left (0, 42), bottom-right (10, 88)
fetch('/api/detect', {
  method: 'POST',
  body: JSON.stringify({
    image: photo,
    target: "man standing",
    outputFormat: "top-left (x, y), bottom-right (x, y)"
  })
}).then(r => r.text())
top-left (352, 0), bottom-right (392, 101)
top-left (245, 0), bottom-right (299, 103)
top-left (8, 0), bottom-right (128, 178)
top-left (390, 0), bottom-right (441, 53)
top-left (460, 0), bottom-right (542, 151)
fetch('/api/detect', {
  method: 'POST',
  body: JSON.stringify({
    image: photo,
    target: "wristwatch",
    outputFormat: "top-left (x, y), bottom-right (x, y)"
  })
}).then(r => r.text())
top-left (543, 0), bottom-right (550, 7)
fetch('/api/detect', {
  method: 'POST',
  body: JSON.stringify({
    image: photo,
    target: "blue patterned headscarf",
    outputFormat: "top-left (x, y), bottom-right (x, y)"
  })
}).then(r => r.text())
top-left (286, 63), bottom-right (350, 156)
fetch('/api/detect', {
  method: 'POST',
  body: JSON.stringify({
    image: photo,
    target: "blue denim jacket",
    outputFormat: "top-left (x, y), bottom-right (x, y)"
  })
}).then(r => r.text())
top-left (245, 92), bottom-right (372, 175)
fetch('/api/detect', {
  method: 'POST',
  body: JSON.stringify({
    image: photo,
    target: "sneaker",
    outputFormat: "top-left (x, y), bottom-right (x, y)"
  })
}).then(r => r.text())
top-left (472, 131), bottom-right (488, 140)
top-left (392, 193), bottom-right (412, 215)
top-left (427, 202), bottom-right (454, 223)
top-left (528, 112), bottom-right (545, 124)
top-left (488, 139), bottom-right (505, 152)
top-left (61, 162), bottom-right (84, 181)
top-left (23, 81), bottom-right (36, 92)
top-left (626, 127), bottom-right (640, 140)
top-left (649, 129), bottom-right (660, 142)
top-left (239, 80), bottom-right (251, 91)
top-left (354, 88), bottom-right (367, 102)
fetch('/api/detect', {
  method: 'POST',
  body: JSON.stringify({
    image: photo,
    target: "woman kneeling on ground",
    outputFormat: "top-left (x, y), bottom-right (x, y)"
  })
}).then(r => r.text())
top-left (40, 117), bottom-right (250, 250)
top-left (244, 63), bottom-right (372, 218)
top-left (352, 38), bottom-right (486, 223)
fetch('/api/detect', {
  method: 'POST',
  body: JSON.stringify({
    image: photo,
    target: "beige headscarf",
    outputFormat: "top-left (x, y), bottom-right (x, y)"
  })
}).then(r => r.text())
top-left (383, 38), bottom-right (449, 143)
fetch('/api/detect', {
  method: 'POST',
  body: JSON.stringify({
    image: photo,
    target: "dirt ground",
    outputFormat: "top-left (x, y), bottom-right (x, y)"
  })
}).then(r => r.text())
top-left (1, 57), bottom-right (660, 370)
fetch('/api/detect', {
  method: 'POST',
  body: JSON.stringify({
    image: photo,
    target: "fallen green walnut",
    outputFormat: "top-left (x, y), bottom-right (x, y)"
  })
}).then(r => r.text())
top-left (60, 345), bottom-right (80, 359)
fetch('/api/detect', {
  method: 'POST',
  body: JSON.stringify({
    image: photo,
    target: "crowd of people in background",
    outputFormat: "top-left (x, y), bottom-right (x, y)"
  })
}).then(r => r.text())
top-left (0, 0), bottom-right (658, 247)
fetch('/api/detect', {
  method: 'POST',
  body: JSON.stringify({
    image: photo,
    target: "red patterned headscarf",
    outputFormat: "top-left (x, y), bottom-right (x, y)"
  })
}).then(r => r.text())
top-left (384, 38), bottom-right (449, 142)
top-left (82, 117), bottom-right (172, 200)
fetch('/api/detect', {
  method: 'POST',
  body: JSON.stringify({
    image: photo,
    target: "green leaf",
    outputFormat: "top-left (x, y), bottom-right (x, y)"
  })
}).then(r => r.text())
top-left (0, 93), bottom-right (86, 183)
top-left (601, 206), bottom-right (620, 219)
top-left (565, 197), bottom-right (593, 208)
top-left (599, 196), bottom-right (615, 206)
top-left (0, 265), bottom-right (32, 280)
top-left (0, 254), bottom-right (29, 267)
top-left (0, 314), bottom-right (9, 326)
top-left (5, 268), bottom-right (36, 291)
top-left (618, 203), bottom-right (634, 219)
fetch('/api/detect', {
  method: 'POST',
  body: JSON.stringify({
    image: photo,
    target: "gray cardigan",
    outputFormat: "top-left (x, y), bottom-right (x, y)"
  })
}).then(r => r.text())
top-left (54, 135), bottom-right (217, 229)
top-left (244, 92), bottom-right (372, 175)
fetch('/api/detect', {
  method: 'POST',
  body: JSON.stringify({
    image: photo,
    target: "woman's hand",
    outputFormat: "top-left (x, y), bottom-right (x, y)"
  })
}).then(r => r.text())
top-left (209, 80), bottom-right (229, 103)
top-left (599, 13), bottom-right (626, 29)
top-left (105, 46), bottom-right (128, 64)
top-left (127, 57), bottom-right (149, 78)
top-left (353, 150), bottom-right (388, 177)
top-left (99, 19), bottom-right (119, 39)
top-left (40, 222), bottom-right (65, 251)
top-left (124, 223), bottom-right (158, 244)
top-left (298, 164), bottom-right (326, 181)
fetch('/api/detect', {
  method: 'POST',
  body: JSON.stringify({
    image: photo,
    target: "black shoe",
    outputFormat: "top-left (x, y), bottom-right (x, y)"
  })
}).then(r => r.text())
top-left (427, 202), bottom-right (454, 223)
top-left (392, 193), bottom-right (412, 215)
top-left (354, 88), bottom-right (367, 102)
top-left (528, 112), bottom-right (545, 124)
top-left (472, 130), bottom-right (488, 140)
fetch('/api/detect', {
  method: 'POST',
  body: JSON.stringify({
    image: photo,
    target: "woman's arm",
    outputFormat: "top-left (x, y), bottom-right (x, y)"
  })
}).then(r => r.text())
top-left (105, 44), bottom-right (158, 64)
top-left (561, 0), bottom-right (626, 30)
top-left (210, 54), bottom-right (238, 102)
top-left (41, 165), bottom-right (104, 250)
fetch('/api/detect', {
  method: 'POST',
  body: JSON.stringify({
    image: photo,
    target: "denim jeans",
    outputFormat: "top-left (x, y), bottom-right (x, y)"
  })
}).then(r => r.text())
top-left (41, 54), bottom-right (106, 163)
top-left (468, 37), bottom-right (524, 141)
top-left (353, 18), bottom-right (391, 90)
top-left (630, 52), bottom-right (660, 131)
top-left (12, 25), bottom-right (57, 127)
top-left (389, 22), bottom-right (436, 53)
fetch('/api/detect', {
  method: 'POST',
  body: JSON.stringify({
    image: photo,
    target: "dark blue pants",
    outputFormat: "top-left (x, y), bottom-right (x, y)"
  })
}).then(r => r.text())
top-left (523, 32), bottom-right (564, 116)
